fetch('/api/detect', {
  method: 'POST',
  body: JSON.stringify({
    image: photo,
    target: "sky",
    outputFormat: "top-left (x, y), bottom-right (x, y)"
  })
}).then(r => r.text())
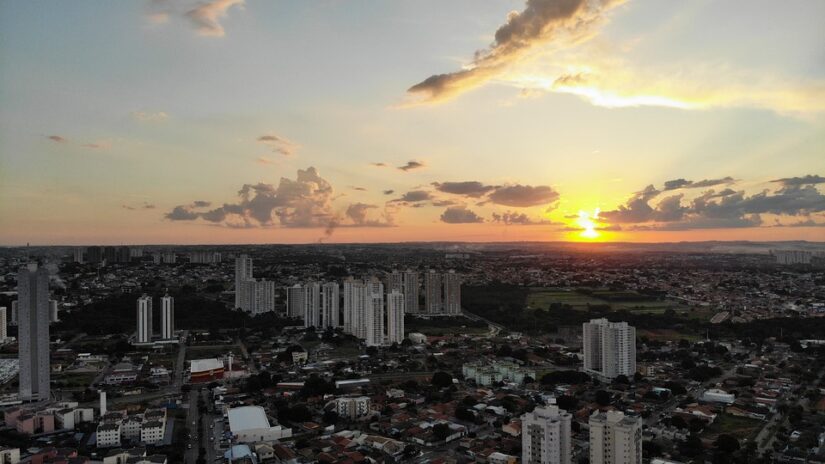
top-left (0, 0), bottom-right (823, 245)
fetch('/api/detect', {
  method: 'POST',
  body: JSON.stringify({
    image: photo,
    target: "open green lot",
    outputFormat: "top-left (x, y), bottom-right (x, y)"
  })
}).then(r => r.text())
top-left (527, 288), bottom-right (687, 315)
top-left (704, 413), bottom-right (764, 440)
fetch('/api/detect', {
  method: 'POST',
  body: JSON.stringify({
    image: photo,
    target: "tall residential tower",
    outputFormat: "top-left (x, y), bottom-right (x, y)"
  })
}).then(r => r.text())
top-left (18, 264), bottom-right (51, 401)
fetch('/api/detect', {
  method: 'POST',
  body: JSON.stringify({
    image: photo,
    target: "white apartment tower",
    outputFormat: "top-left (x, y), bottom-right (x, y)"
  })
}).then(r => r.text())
top-left (583, 318), bottom-right (636, 380)
top-left (589, 411), bottom-right (642, 464)
top-left (402, 270), bottom-right (419, 313)
top-left (342, 278), bottom-right (362, 335)
top-left (386, 290), bottom-right (405, 345)
top-left (424, 270), bottom-right (442, 314)
top-left (321, 282), bottom-right (340, 329)
top-left (443, 270), bottom-right (462, 314)
top-left (0, 306), bottom-right (6, 343)
top-left (365, 287), bottom-right (385, 347)
top-left (234, 254), bottom-right (253, 309)
top-left (239, 280), bottom-right (275, 315)
top-left (303, 282), bottom-right (322, 328)
top-left (136, 294), bottom-right (153, 343)
top-left (160, 295), bottom-right (174, 339)
top-left (522, 405), bottom-right (572, 464)
top-left (386, 271), bottom-right (403, 293)
top-left (18, 264), bottom-right (51, 401)
top-left (287, 284), bottom-right (305, 319)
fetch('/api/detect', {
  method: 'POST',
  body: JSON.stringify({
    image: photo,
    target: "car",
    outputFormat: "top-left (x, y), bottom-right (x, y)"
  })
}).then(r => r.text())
top-left (187, 444), bottom-right (192, 449)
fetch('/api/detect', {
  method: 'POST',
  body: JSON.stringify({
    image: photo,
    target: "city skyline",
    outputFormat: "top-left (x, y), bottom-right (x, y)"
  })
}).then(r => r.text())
top-left (1, 1), bottom-right (824, 245)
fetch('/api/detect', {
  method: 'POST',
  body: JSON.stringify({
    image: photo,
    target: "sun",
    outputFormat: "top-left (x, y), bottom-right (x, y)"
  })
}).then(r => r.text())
top-left (577, 208), bottom-right (600, 239)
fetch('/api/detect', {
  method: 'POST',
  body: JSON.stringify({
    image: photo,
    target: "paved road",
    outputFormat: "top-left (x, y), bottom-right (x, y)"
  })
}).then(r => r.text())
top-left (184, 389), bottom-right (200, 464)
top-left (462, 310), bottom-right (503, 337)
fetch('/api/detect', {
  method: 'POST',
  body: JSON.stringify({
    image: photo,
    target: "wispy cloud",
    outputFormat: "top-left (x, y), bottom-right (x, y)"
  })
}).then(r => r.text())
top-left (46, 135), bottom-right (68, 143)
top-left (131, 111), bottom-right (169, 122)
top-left (185, 0), bottom-right (244, 37)
top-left (257, 133), bottom-right (299, 156)
top-left (398, 160), bottom-right (425, 172)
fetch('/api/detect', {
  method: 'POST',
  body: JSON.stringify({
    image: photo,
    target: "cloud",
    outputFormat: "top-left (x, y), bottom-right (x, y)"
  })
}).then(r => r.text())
top-left (192, 200), bottom-right (211, 207)
top-left (345, 203), bottom-right (394, 227)
top-left (349, 186), bottom-right (368, 192)
top-left (382, 189), bottom-right (395, 195)
top-left (491, 211), bottom-right (551, 225)
top-left (663, 177), bottom-right (735, 190)
top-left (256, 156), bottom-right (277, 165)
top-left (487, 184), bottom-right (560, 207)
top-left (81, 140), bottom-right (112, 150)
top-left (398, 160), bottom-right (425, 172)
top-left (771, 174), bottom-right (825, 187)
top-left (147, 11), bottom-right (169, 24)
top-left (406, 0), bottom-right (624, 104)
top-left (370, 162), bottom-right (387, 167)
top-left (122, 202), bottom-right (157, 211)
top-left (440, 206), bottom-right (485, 224)
top-left (46, 135), bottom-right (67, 143)
top-left (390, 190), bottom-right (434, 204)
top-left (165, 205), bottom-right (201, 220)
top-left (185, 0), bottom-right (244, 37)
top-left (432, 181), bottom-right (496, 198)
top-left (131, 111), bottom-right (168, 122)
top-left (257, 133), bottom-right (298, 156)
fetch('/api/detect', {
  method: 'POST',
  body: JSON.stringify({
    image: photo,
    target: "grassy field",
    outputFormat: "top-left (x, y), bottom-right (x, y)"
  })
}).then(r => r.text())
top-left (704, 413), bottom-right (764, 440)
top-left (527, 289), bottom-right (606, 310)
top-left (53, 372), bottom-right (97, 389)
top-left (527, 288), bottom-right (685, 315)
top-left (637, 328), bottom-right (702, 342)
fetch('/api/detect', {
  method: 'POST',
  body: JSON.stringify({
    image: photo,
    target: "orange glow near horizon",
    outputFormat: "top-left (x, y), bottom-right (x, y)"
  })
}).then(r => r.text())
top-left (576, 208), bottom-right (601, 240)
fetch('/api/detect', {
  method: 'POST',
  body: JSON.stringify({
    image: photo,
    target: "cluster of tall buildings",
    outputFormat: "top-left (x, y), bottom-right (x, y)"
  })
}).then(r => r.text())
top-left (383, 269), bottom-right (461, 314)
top-left (234, 255), bottom-right (276, 315)
top-left (772, 249), bottom-right (812, 265)
top-left (75, 246), bottom-right (143, 264)
top-left (521, 405), bottom-right (642, 464)
top-left (582, 318), bottom-right (636, 380)
top-left (135, 294), bottom-right (175, 344)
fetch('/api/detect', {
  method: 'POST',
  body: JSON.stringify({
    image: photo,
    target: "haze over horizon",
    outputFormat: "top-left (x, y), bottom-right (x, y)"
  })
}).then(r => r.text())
top-left (1, 0), bottom-right (824, 245)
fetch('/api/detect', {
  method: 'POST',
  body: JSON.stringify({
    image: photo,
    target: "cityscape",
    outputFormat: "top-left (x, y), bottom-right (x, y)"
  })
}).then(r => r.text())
top-left (1, 1), bottom-right (825, 464)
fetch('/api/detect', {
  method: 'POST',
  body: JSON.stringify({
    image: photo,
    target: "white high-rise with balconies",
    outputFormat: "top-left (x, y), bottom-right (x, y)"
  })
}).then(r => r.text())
top-left (424, 270), bottom-right (442, 314)
top-left (160, 295), bottom-right (174, 339)
top-left (386, 290), bottom-right (405, 345)
top-left (589, 410), bottom-right (642, 464)
top-left (18, 264), bottom-right (51, 401)
top-left (583, 318), bottom-right (636, 380)
top-left (239, 279), bottom-right (275, 315)
top-left (521, 405), bottom-right (572, 464)
top-left (234, 254), bottom-right (253, 310)
top-left (386, 270), bottom-right (403, 293)
top-left (287, 284), bottom-right (305, 319)
top-left (443, 270), bottom-right (462, 314)
top-left (136, 294), bottom-right (153, 343)
top-left (402, 270), bottom-right (419, 313)
top-left (342, 278), bottom-right (361, 335)
top-left (0, 306), bottom-right (7, 343)
top-left (321, 282), bottom-right (340, 328)
top-left (365, 287), bottom-right (385, 347)
top-left (303, 282), bottom-right (322, 328)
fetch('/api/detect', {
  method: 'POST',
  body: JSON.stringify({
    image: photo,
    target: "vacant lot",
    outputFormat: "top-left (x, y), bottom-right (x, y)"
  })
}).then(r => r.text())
top-left (704, 413), bottom-right (764, 440)
top-left (528, 288), bottom-right (685, 315)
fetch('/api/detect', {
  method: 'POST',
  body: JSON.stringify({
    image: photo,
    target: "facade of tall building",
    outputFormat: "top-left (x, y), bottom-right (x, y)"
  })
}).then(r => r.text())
top-left (49, 299), bottom-right (59, 323)
top-left (160, 295), bottom-right (174, 339)
top-left (72, 247), bottom-right (85, 264)
top-left (443, 270), bottom-right (462, 314)
top-left (10, 300), bottom-right (18, 326)
top-left (234, 255), bottom-right (254, 310)
top-left (18, 264), bottom-right (51, 401)
top-left (239, 280), bottom-right (275, 315)
top-left (589, 411), bottom-right (642, 464)
top-left (521, 405), bottom-right (572, 464)
top-left (386, 271), bottom-right (403, 293)
top-left (136, 295), bottom-right (153, 344)
top-left (583, 318), bottom-right (636, 380)
top-left (0, 306), bottom-right (7, 343)
top-left (287, 284), bottom-right (305, 319)
top-left (424, 270), bottom-right (442, 314)
top-left (342, 279), bottom-right (361, 335)
top-left (321, 282), bottom-right (340, 329)
top-left (402, 270), bottom-right (419, 313)
top-left (365, 289), bottom-right (385, 347)
top-left (303, 282), bottom-right (322, 328)
top-left (189, 251), bottom-right (222, 264)
top-left (386, 290), bottom-right (405, 345)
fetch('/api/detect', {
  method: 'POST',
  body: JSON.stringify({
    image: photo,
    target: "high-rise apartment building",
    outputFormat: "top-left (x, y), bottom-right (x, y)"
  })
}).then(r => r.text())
top-left (10, 300), bottom-right (18, 326)
top-left (136, 294), bottom-right (153, 344)
top-left (386, 271), bottom-right (404, 293)
top-left (365, 288), bottom-right (385, 347)
top-left (589, 411), bottom-right (642, 464)
top-left (443, 270), bottom-right (462, 314)
top-left (234, 255), bottom-right (253, 309)
top-left (18, 264), bottom-right (51, 401)
top-left (424, 270), bottom-right (442, 314)
top-left (0, 307), bottom-right (7, 343)
top-left (321, 282), bottom-right (340, 329)
top-left (386, 290), bottom-right (405, 345)
top-left (303, 282), bottom-right (322, 328)
top-left (342, 278), bottom-right (361, 335)
top-left (583, 318), bottom-right (636, 380)
top-left (287, 284), bottom-right (305, 319)
top-left (402, 270), bottom-right (419, 313)
top-left (160, 295), bottom-right (174, 339)
top-left (72, 247), bottom-right (85, 264)
top-left (521, 405), bottom-right (572, 464)
top-left (239, 280), bottom-right (275, 315)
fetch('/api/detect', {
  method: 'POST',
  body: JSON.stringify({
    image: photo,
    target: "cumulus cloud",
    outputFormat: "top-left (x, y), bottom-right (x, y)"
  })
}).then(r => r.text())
top-left (406, 0), bottom-right (624, 104)
top-left (398, 160), bottom-right (425, 172)
top-left (440, 206), bottom-right (485, 224)
top-left (185, 0), bottom-right (244, 37)
top-left (771, 174), bottom-right (825, 187)
top-left (602, 177), bottom-right (825, 230)
top-left (487, 184), bottom-right (560, 208)
top-left (257, 133), bottom-right (298, 156)
top-left (663, 177), bottom-right (734, 191)
top-left (383, 189), bottom-right (395, 195)
top-left (491, 211), bottom-right (551, 225)
top-left (345, 203), bottom-right (394, 227)
top-left (433, 181), bottom-right (496, 197)
top-left (131, 111), bottom-right (169, 122)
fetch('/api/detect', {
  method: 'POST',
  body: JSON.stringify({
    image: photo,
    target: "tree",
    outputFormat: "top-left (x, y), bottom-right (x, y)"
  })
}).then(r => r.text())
top-left (613, 374), bottom-right (630, 385)
top-left (431, 371), bottom-right (453, 389)
top-left (432, 423), bottom-right (451, 441)
top-left (595, 390), bottom-right (611, 406)
top-left (714, 434), bottom-right (740, 454)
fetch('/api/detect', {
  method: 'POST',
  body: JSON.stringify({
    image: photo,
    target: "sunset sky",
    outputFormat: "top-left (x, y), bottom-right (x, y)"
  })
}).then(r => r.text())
top-left (1, 0), bottom-right (823, 245)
